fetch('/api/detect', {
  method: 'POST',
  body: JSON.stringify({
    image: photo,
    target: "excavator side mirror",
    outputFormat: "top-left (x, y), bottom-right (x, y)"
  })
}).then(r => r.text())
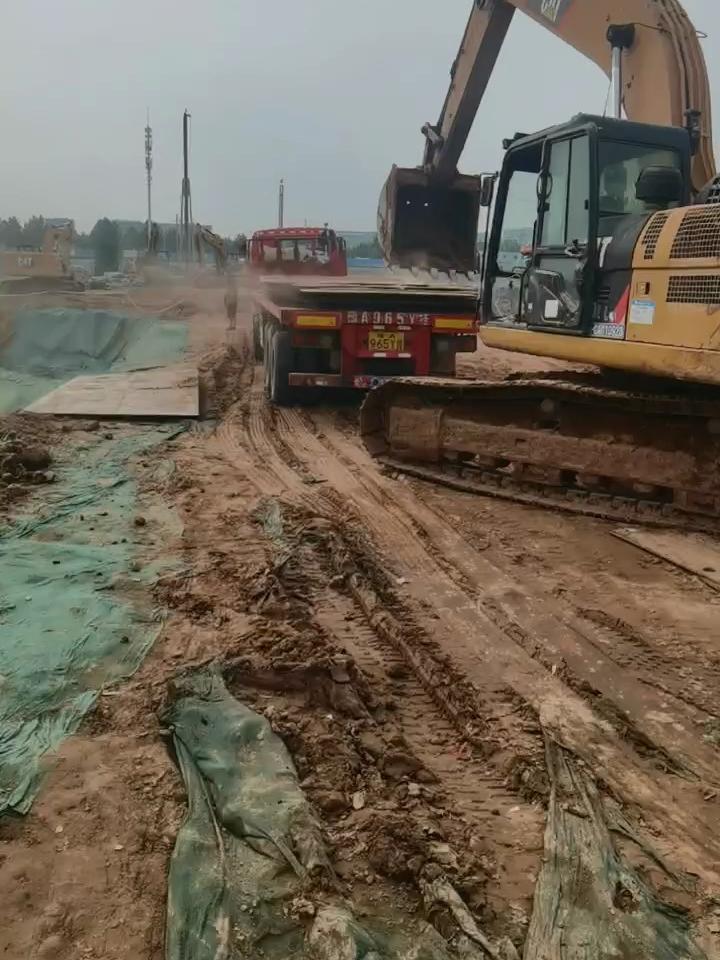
top-left (635, 166), bottom-right (683, 205)
top-left (479, 175), bottom-right (496, 208)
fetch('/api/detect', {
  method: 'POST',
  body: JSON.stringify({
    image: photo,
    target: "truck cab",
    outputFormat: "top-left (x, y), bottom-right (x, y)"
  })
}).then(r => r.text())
top-left (248, 226), bottom-right (348, 277)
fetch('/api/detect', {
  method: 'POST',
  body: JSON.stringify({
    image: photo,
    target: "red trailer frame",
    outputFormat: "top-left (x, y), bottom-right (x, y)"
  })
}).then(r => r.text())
top-left (253, 294), bottom-right (477, 401)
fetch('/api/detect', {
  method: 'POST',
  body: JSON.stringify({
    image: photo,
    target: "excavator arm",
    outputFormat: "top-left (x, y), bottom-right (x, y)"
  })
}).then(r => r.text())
top-left (195, 225), bottom-right (227, 273)
top-left (421, 1), bottom-right (515, 181)
top-left (382, 0), bottom-right (715, 270)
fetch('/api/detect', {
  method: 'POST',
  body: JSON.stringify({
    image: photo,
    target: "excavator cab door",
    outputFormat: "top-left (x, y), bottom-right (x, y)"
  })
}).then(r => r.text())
top-left (523, 131), bottom-right (596, 331)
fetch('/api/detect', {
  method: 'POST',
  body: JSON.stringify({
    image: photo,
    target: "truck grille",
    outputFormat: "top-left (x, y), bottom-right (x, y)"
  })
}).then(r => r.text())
top-left (640, 211), bottom-right (669, 260)
top-left (670, 207), bottom-right (720, 259)
top-left (666, 274), bottom-right (720, 304)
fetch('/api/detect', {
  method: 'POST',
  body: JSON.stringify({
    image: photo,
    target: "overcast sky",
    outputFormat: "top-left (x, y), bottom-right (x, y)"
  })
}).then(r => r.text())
top-left (1, 0), bottom-right (717, 234)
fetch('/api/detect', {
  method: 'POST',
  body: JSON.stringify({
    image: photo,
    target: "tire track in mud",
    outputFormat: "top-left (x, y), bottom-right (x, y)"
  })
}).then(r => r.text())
top-left (570, 604), bottom-right (720, 720)
top-left (214, 377), bottom-right (546, 914)
top-left (306, 561), bottom-right (543, 918)
top-left (308, 410), bottom-right (720, 764)
top-left (213, 373), bottom-right (720, 893)
top-left (414, 484), bottom-right (720, 730)
top-left (304, 412), bottom-right (718, 767)
top-left (284, 401), bottom-right (720, 886)
top-left (214, 364), bottom-right (307, 500)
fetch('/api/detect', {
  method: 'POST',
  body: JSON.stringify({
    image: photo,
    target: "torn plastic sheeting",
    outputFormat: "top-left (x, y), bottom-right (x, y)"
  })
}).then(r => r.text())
top-left (0, 425), bottom-right (184, 814)
top-left (164, 669), bottom-right (469, 960)
top-left (524, 739), bottom-right (707, 960)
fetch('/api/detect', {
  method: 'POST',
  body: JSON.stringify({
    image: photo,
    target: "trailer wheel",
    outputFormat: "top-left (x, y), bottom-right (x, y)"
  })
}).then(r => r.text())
top-left (252, 316), bottom-right (263, 362)
top-left (268, 329), bottom-right (294, 406)
top-left (263, 338), bottom-right (272, 397)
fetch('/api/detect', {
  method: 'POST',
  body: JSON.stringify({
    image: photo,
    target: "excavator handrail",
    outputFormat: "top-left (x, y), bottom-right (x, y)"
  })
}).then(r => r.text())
top-left (425, 0), bottom-right (715, 192)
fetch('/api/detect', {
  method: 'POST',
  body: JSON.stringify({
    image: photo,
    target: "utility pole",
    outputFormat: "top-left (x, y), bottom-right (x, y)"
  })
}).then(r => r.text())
top-left (144, 112), bottom-right (153, 252)
top-left (180, 109), bottom-right (193, 262)
top-left (278, 178), bottom-right (285, 228)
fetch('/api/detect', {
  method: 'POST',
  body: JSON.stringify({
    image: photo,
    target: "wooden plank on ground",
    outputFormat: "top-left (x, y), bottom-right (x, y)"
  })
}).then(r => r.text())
top-left (613, 526), bottom-right (720, 591)
top-left (24, 365), bottom-right (199, 418)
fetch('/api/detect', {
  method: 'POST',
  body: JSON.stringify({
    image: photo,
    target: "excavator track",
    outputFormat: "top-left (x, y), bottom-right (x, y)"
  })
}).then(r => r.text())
top-left (360, 376), bottom-right (720, 533)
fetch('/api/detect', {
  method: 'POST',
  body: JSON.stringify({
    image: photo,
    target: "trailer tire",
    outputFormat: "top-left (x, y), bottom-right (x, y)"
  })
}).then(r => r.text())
top-left (252, 316), bottom-right (263, 362)
top-left (263, 339), bottom-right (272, 396)
top-left (268, 328), bottom-right (294, 406)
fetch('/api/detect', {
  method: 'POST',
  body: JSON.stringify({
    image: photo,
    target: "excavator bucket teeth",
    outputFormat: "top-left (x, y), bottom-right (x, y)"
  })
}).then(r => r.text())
top-left (377, 166), bottom-right (482, 273)
top-left (359, 377), bottom-right (720, 532)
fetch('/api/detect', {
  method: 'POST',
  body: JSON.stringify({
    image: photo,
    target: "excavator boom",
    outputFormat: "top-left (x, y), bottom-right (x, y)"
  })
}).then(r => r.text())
top-left (422, 1), bottom-right (515, 181)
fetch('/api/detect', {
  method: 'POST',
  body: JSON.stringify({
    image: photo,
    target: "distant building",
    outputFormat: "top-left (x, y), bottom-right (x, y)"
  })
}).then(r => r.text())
top-left (45, 217), bottom-right (75, 231)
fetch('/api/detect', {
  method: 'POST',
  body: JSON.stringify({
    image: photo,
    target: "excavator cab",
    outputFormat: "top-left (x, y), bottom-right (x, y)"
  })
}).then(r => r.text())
top-left (481, 114), bottom-right (691, 336)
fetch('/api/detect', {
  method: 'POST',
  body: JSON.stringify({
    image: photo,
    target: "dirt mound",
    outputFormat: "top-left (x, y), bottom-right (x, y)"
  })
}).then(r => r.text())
top-left (0, 414), bottom-right (57, 513)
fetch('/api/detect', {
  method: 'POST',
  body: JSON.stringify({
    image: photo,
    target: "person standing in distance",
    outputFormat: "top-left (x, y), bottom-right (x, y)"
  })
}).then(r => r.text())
top-left (224, 271), bottom-right (238, 331)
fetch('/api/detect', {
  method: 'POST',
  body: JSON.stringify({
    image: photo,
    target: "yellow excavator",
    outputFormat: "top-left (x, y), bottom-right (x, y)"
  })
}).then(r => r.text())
top-left (194, 224), bottom-right (228, 273)
top-left (362, 0), bottom-right (720, 528)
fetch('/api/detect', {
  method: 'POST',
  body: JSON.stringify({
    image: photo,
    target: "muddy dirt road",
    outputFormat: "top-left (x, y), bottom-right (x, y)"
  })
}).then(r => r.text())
top-left (1, 292), bottom-right (719, 958)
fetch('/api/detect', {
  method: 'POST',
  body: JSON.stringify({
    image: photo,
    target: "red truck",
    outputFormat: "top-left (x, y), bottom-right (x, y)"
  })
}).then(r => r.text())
top-left (249, 226), bottom-right (348, 278)
top-left (250, 226), bottom-right (477, 404)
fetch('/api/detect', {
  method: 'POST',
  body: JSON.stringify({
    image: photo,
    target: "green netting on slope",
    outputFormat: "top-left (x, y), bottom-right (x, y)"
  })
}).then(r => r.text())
top-left (0, 308), bottom-right (188, 412)
top-left (164, 669), bottom-right (464, 960)
top-left (0, 426), bottom-right (185, 814)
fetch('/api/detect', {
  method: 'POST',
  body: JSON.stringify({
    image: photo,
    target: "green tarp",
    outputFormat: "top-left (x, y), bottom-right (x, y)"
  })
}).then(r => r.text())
top-left (164, 669), bottom-right (466, 960)
top-left (0, 426), bottom-right (184, 814)
top-left (0, 307), bottom-right (188, 412)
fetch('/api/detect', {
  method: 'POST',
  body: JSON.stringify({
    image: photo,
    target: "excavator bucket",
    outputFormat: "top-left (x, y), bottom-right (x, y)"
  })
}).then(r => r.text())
top-left (377, 166), bottom-right (482, 273)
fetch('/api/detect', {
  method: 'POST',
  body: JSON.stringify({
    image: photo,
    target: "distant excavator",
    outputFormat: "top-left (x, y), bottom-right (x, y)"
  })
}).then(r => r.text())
top-left (363, 0), bottom-right (720, 528)
top-left (0, 219), bottom-right (80, 292)
top-left (194, 224), bottom-right (228, 273)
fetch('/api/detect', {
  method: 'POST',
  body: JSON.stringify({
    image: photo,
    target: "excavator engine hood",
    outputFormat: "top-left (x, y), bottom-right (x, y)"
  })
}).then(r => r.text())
top-left (378, 166), bottom-right (482, 273)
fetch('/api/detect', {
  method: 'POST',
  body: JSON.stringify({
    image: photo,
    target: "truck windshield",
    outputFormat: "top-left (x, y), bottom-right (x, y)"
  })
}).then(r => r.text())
top-left (598, 141), bottom-right (681, 217)
top-left (278, 238), bottom-right (329, 263)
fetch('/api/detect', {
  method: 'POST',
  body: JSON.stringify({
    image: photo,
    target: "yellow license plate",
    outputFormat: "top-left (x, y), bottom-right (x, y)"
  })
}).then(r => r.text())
top-left (368, 331), bottom-right (403, 352)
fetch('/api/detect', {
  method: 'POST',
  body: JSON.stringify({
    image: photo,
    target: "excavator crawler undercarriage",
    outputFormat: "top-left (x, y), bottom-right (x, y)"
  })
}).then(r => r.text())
top-left (360, 376), bottom-right (720, 532)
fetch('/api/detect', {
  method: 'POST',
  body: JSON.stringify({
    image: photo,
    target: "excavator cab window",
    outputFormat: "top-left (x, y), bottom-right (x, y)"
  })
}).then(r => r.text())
top-left (598, 142), bottom-right (682, 224)
top-left (485, 142), bottom-right (542, 323)
top-left (483, 126), bottom-right (596, 332)
top-left (522, 134), bottom-right (594, 331)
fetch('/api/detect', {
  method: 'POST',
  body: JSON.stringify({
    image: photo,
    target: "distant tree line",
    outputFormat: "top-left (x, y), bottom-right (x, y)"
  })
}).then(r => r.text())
top-left (0, 216), bottom-right (51, 249)
top-left (0, 215), bottom-right (244, 275)
top-left (347, 237), bottom-right (382, 259)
